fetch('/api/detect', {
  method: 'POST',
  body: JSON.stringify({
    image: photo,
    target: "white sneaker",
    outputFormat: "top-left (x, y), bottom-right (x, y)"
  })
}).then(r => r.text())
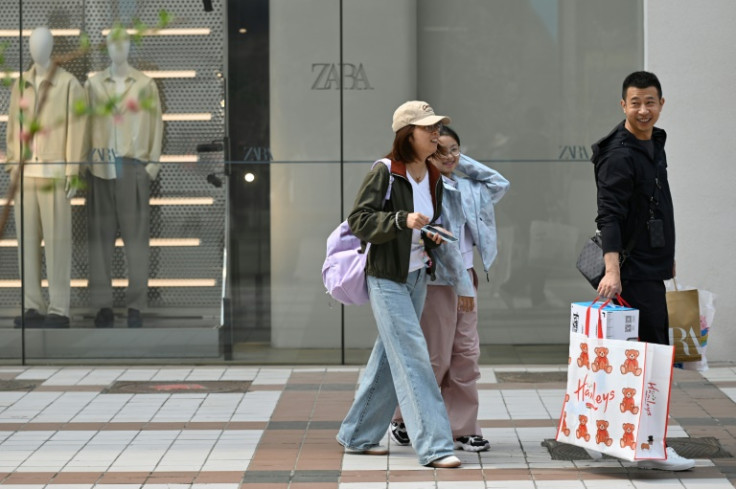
top-left (388, 421), bottom-right (411, 446)
top-left (428, 455), bottom-right (462, 468)
top-left (344, 444), bottom-right (389, 455)
top-left (638, 447), bottom-right (695, 471)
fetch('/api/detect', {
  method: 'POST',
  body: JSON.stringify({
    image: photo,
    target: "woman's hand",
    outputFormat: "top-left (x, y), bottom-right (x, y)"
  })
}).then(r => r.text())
top-left (406, 212), bottom-right (430, 230)
top-left (458, 296), bottom-right (474, 312)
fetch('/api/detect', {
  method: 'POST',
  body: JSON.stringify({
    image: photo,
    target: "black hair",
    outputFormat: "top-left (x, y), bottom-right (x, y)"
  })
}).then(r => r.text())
top-left (439, 125), bottom-right (460, 146)
top-left (622, 71), bottom-right (662, 100)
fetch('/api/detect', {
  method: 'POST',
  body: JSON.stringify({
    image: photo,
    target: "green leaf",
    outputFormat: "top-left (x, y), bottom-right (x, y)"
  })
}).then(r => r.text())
top-left (131, 18), bottom-right (146, 45)
top-left (101, 94), bottom-right (122, 115)
top-left (79, 32), bottom-right (91, 51)
top-left (139, 93), bottom-right (155, 111)
top-left (110, 22), bottom-right (126, 42)
top-left (67, 174), bottom-right (87, 191)
top-left (28, 119), bottom-right (42, 134)
top-left (73, 98), bottom-right (89, 116)
top-left (158, 10), bottom-right (172, 29)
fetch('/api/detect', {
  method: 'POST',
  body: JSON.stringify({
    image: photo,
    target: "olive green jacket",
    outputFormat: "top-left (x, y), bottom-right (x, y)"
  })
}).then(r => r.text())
top-left (348, 159), bottom-right (443, 283)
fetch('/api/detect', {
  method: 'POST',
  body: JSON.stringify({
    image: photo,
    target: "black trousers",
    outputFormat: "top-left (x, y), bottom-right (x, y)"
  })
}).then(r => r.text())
top-left (620, 280), bottom-right (669, 345)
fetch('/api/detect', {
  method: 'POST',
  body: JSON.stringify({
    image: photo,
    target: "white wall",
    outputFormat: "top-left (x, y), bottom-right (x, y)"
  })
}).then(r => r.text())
top-left (646, 1), bottom-right (736, 364)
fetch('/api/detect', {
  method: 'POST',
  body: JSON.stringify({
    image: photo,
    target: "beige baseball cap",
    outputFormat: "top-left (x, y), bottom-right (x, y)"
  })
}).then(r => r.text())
top-left (392, 100), bottom-right (451, 133)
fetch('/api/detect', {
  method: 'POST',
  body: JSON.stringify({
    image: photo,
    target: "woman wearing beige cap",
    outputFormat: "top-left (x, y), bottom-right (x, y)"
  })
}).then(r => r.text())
top-left (390, 125), bottom-right (510, 453)
top-left (336, 101), bottom-right (462, 468)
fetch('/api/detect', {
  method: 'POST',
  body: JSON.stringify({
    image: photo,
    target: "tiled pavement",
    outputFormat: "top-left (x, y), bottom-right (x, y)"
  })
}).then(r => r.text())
top-left (0, 365), bottom-right (735, 489)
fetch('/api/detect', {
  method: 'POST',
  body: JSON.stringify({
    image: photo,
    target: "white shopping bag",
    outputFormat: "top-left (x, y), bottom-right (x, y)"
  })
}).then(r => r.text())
top-left (556, 298), bottom-right (674, 461)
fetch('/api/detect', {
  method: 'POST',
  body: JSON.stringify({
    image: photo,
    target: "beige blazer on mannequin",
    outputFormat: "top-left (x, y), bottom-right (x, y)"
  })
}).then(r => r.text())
top-left (6, 64), bottom-right (86, 176)
top-left (85, 67), bottom-right (163, 179)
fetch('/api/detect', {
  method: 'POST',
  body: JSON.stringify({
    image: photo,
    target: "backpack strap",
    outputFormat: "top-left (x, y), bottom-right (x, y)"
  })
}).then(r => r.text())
top-left (371, 158), bottom-right (393, 201)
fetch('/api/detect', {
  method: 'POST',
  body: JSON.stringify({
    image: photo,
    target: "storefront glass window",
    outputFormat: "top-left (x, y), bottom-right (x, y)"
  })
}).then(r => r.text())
top-left (0, 0), bottom-right (642, 364)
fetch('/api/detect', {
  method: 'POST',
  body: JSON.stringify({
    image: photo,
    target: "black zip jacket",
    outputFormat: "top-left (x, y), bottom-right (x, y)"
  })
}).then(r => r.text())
top-left (592, 121), bottom-right (675, 281)
top-left (348, 160), bottom-right (443, 283)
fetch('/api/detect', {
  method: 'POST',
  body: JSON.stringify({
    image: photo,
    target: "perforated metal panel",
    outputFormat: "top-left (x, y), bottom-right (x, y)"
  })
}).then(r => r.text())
top-left (0, 0), bottom-right (226, 313)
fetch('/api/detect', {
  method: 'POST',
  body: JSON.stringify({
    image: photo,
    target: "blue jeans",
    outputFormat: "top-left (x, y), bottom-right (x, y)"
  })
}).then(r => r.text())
top-left (337, 269), bottom-right (454, 465)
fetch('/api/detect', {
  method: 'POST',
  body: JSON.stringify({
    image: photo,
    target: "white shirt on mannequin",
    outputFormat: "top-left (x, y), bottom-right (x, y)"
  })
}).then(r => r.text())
top-left (85, 32), bottom-right (163, 180)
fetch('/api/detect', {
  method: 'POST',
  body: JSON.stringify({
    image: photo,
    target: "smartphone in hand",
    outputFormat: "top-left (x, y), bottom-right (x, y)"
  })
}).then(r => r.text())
top-left (422, 225), bottom-right (458, 243)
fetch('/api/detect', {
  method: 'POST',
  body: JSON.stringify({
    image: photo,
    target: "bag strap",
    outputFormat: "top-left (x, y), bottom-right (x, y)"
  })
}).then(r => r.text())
top-left (595, 165), bottom-right (660, 265)
top-left (371, 158), bottom-right (393, 201)
top-left (615, 293), bottom-right (632, 308)
top-left (584, 296), bottom-right (612, 339)
top-left (357, 159), bottom-right (394, 255)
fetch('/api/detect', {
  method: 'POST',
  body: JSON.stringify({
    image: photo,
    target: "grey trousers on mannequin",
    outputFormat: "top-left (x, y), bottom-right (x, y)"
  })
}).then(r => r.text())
top-left (87, 159), bottom-right (150, 311)
top-left (13, 177), bottom-right (72, 317)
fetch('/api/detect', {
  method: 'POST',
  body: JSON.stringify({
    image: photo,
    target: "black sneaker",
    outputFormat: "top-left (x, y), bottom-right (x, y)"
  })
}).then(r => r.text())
top-left (454, 435), bottom-right (490, 452)
top-left (127, 308), bottom-right (143, 328)
top-left (94, 308), bottom-right (115, 328)
top-left (389, 421), bottom-right (411, 446)
top-left (13, 309), bottom-right (45, 328)
top-left (43, 314), bottom-right (70, 328)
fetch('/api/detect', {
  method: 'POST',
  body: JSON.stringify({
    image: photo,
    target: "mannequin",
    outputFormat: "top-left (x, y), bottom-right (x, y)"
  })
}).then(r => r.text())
top-left (5, 27), bottom-right (87, 328)
top-left (85, 31), bottom-right (163, 328)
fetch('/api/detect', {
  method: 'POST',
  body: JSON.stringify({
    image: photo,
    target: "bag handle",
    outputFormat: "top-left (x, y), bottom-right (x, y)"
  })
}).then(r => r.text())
top-left (584, 296), bottom-right (612, 339)
top-left (614, 293), bottom-right (632, 308)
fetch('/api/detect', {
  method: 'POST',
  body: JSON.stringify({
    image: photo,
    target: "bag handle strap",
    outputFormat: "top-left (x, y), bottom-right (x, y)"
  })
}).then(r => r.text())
top-left (584, 296), bottom-right (612, 339)
top-left (594, 165), bottom-right (660, 265)
top-left (614, 293), bottom-right (632, 308)
top-left (371, 158), bottom-right (393, 201)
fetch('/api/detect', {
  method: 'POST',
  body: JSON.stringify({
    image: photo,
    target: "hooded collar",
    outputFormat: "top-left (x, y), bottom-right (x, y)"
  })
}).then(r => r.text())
top-left (591, 120), bottom-right (667, 164)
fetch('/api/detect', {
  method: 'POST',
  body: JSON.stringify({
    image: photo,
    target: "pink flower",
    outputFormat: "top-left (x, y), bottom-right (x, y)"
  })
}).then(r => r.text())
top-left (125, 98), bottom-right (140, 113)
top-left (19, 129), bottom-right (32, 143)
top-left (18, 96), bottom-right (30, 110)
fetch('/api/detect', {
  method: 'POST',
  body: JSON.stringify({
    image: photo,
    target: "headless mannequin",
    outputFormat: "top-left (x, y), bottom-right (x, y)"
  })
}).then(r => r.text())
top-left (108, 34), bottom-right (129, 96)
top-left (27, 28), bottom-right (76, 198)
top-left (106, 34), bottom-right (157, 180)
top-left (86, 31), bottom-right (163, 327)
top-left (7, 26), bottom-right (86, 327)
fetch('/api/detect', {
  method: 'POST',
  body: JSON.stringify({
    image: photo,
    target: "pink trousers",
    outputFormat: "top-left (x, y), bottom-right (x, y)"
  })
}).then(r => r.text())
top-left (394, 269), bottom-right (482, 438)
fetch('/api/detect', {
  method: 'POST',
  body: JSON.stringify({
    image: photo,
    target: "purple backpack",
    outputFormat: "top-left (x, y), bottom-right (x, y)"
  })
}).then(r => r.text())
top-left (322, 159), bottom-right (393, 305)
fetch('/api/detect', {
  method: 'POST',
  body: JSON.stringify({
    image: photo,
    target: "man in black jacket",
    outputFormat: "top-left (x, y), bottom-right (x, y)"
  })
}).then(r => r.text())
top-left (592, 71), bottom-right (694, 471)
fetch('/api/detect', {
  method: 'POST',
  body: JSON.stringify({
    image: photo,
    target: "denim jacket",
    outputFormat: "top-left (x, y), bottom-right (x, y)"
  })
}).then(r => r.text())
top-left (433, 155), bottom-right (510, 294)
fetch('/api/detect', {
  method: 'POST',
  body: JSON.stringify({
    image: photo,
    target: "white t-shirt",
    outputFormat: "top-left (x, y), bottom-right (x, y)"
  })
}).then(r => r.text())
top-left (409, 176), bottom-right (433, 272)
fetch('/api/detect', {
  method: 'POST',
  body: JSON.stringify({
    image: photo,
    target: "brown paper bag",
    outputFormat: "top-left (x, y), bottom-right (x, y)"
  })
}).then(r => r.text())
top-left (666, 288), bottom-right (702, 362)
